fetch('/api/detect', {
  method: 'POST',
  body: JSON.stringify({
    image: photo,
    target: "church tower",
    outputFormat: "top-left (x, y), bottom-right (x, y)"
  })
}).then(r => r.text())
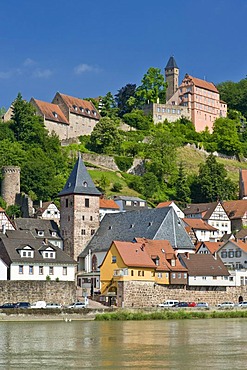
top-left (165, 56), bottom-right (179, 101)
top-left (58, 154), bottom-right (101, 260)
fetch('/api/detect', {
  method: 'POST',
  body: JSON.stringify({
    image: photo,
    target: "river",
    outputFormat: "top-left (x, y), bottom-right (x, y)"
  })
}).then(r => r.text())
top-left (0, 318), bottom-right (247, 369)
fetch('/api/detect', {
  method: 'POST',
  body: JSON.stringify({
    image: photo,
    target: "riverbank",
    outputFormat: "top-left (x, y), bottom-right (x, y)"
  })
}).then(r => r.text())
top-left (1, 307), bottom-right (247, 322)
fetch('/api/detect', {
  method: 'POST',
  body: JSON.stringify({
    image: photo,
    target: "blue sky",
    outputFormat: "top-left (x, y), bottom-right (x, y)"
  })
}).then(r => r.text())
top-left (0, 0), bottom-right (246, 108)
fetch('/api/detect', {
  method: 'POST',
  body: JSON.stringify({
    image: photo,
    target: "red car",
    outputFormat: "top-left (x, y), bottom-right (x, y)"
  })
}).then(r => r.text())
top-left (187, 302), bottom-right (196, 307)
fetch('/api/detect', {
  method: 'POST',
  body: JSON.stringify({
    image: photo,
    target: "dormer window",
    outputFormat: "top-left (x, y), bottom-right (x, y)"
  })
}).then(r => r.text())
top-left (86, 109), bottom-right (90, 114)
top-left (53, 111), bottom-right (58, 118)
top-left (83, 181), bottom-right (88, 187)
top-left (73, 105), bottom-right (78, 111)
top-left (20, 246), bottom-right (34, 258)
top-left (80, 107), bottom-right (84, 112)
top-left (93, 111), bottom-right (97, 116)
top-left (42, 250), bottom-right (56, 259)
top-left (51, 231), bottom-right (57, 237)
top-left (37, 230), bottom-right (44, 237)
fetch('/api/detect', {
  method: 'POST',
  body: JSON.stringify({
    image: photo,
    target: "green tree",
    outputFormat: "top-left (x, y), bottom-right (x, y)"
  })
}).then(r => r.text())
top-left (89, 117), bottom-right (121, 154)
top-left (175, 162), bottom-right (191, 203)
top-left (212, 117), bottom-right (241, 155)
top-left (123, 109), bottom-right (152, 130)
top-left (135, 67), bottom-right (167, 105)
top-left (10, 93), bottom-right (48, 146)
top-left (194, 154), bottom-right (237, 202)
top-left (142, 172), bottom-right (159, 199)
top-left (99, 92), bottom-right (118, 117)
top-left (115, 84), bottom-right (136, 117)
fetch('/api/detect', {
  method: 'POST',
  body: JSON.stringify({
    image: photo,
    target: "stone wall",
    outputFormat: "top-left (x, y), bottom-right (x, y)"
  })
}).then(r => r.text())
top-left (0, 281), bottom-right (76, 305)
top-left (118, 281), bottom-right (247, 308)
top-left (82, 153), bottom-right (119, 171)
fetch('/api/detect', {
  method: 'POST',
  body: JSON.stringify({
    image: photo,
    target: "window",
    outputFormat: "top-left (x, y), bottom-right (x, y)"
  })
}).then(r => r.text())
top-left (184, 273), bottom-right (187, 279)
top-left (157, 272), bottom-right (162, 278)
top-left (90, 216), bottom-right (93, 221)
top-left (131, 270), bottom-right (134, 276)
top-left (39, 266), bottom-right (43, 275)
top-left (28, 251), bottom-right (32, 257)
top-left (91, 229), bottom-right (95, 236)
top-left (49, 266), bottom-right (54, 275)
top-left (85, 198), bottom-right (89, 208)
top-left (45, 252), bottom-right (49, 257)
top-left (68, 216), bottom-right (70, 221)
top-left (82, 215), bottom-right (85, 220)
top-left (126, 200), bottom-right (131, 206)
top-left (92, 255), bottom-right (98, 271)
top-left (112, 256), bottom-right (117, 263)
top-left (23, 251), bottom-right (26, 257)
top-left (221, 251), bottom-right (227, 258)
top-left (139, 201), bottom-right (145, 207)
top-left (65, 199), bottom-right (68, 208)
top-left (19, 265), bottom-right (23, 274)
top-left (37, 230), bottom-right (44, 236)
top-left (178, 273), bottom-right (181, 279)
top-left (29, 266), bottom-right (34, 275)
top-left (235, 250), bottom-right (242, 258)
top-left (63, 267), bottom-right (67, 275)
top-left (81, 229), bottom-right (86, 235)
top-left (228, 250), bottom-right (234, 258)
top-left (172, 273), bottom-right (176, 279)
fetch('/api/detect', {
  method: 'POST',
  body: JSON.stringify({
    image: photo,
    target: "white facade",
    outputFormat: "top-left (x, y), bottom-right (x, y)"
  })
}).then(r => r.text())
top-left (218, 240), bottom-right (247, 270)
top-left (0, 210), bottom-right (15, 232)
top-left (10, 263), bottom-right (75, 281)
top-left (0, 259), bottom-right (8, 280)
top-left (193, 229), bottom-right (217, 242)
top-left (39, 203), bottom-right (60, 222)
top-left (207, 203), bottom-right (231, 239)
top-left (188, 275), bottom-right (234, 286)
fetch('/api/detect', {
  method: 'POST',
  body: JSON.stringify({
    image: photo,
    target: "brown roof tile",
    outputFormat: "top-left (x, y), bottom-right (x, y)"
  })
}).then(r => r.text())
top-left (179, 253), bottom-right (229, 276)
top-left (156, 201), bottom-right (173, 208)
top-left (240, 169), bottom-right (247, 197)
top-left (223, 200), bottom-right (247, 219)
top-left (58, 93), bottom-right (100, 120)
top-left (195, 241), bottom-right (223, 254)
top-left (100, 198), bottom-right (120, 210)
top-left (184, 74), bottom-right (219, 93)
top-left (183, 218), bottom-right (217, 231)
top-left (32, 99), bottom-right (69, 125)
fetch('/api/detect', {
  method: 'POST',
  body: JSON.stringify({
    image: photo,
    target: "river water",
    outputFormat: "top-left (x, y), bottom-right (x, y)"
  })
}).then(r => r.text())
top-left (0, 318), bottom-right (247, 369)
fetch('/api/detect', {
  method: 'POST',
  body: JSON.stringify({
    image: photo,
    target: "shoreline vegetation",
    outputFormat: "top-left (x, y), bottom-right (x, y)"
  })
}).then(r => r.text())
top-left (1, 308), bottom-right (247, 322)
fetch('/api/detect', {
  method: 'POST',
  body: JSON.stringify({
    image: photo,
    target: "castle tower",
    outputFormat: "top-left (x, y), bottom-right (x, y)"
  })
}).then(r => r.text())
top-left (1, 166), bottom-right (21, 206)
top-left (58, 154), bottom-right (101, 260)
top-left (165, 56), bottom-right (179, 101)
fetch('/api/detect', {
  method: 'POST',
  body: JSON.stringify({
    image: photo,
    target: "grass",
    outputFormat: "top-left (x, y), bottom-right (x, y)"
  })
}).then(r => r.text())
top-left (94, 309), bottom-right (247, 321)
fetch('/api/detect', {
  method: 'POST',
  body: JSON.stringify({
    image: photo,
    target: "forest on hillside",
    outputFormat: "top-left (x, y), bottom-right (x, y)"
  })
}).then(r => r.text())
top-left (1, 69), bottom-right (247, 217)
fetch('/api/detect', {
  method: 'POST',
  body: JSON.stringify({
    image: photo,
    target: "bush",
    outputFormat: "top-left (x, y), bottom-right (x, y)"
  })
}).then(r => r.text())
top-left (111, 182), bottom-right (123, 192)
top-left (114, 156), bottom-right (133, 172)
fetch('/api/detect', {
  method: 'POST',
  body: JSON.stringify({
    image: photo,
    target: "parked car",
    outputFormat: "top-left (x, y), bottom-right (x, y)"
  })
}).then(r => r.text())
top-left (173, 302), bottom-right (189, 307)
top-left (196, 302), bottom-right (209, 308)
top-left (187, 302), bottom-right (196, 307)
top-left (16, 302), bottom-right (31, 309)
top-left (45, 303), bottom-right (62, 309)
top-left (217, 302), bottom-right (235, 308)
top-left (0, 303), bottom-right (17, 309)
top-left (67, 302), bottom-right (87, 309)
top-left (158, 300), bottom-right (179, 308)
top-left (30, 301), bottom-right (46, 309)
top-left (238, 301), bottom-right (247, 308)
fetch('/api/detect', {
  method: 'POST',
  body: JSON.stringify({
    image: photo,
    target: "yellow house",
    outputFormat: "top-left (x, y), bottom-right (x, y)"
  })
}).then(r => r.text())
top-left (100, 239), bottom-right (187, 298)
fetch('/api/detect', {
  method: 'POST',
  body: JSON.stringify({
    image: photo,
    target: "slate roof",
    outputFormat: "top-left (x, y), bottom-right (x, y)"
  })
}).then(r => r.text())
top-left (179, 253), bottom-right (229, 277)
top-left (165, 56), bottom-right (178, 69)
top-left (58, 154), bottom-right (101, 197)
top-left (113, 196), bottom-right (146, 202)
top-left (31, 99), bottom-right (69, 125)
top-left (223, 200), bottom-right (247, 219)
top-left (80, 207), bottom-right (195, 257)
top-left (0, 230), bottom-right (75, 266)
top-left (14, 218), bottom-right (61, 240)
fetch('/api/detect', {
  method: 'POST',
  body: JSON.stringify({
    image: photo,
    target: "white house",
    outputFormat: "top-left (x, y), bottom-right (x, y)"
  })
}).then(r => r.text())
top-left (184, 202), bottom-right (231, 240)
top-left (35, 201), bottom-right (60, 224)
top-left (0, 207), bottom-right (15, 232)
top-left (0, 230), bottom-right (76, 281)
top-left (183, 218), bottom-right (218, 242)
top-left (178, 253), bottom-right (233, 286)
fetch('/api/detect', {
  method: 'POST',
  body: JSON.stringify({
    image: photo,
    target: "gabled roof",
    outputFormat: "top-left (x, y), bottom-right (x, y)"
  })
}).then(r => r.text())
top-left (235, 229), bottom-right (247, 240)
top-left (156, 201), bottom-right (173, 208)
top-left (31, 98), bottom-right (69, 125)
top-left (221, 239), bottom-right (247, 254)
top-left (179, 253), bottom-right (229, 277)
top-left (183, 218), bottom-right (217, 231)
top-left (55, 92), bottom-right (100, 120)
top-left (58, 154), bottom-right (101, 197)
top-left (223, 200), bottom-right (247, 219)
top-left (100, 198), bottom-right (119, 210)
top-left (80, 207), bottom-right (195, 257)
top-left (35, 201), bottom-right (60, 215)
top-left (113, 241), bottom-right (156, 268)
top-left (14, 218), bottom-right (61, 239)
top-left (195, 241), bottom-right (223, 254)
top-left (183, 202), bottom-right (224, 220)
top-left (183, 74), bottom-right (219, 93)
top-left (165, 56), bottom-right (178, 69)
top-left (0, 230), bottom-right (75, 266)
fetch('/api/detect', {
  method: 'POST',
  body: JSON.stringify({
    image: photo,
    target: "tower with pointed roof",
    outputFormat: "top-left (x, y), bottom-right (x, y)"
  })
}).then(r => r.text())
top-left (58, 154), bottom-right (101, 260)
top-left (165, 56), bottom-right (179, 101)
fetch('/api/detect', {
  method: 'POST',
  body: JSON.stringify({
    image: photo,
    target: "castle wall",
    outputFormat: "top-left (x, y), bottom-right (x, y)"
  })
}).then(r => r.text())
top-left (0, 280), bottom-right (76, 305)
top-left (117, 281), bottom-right (247, 308)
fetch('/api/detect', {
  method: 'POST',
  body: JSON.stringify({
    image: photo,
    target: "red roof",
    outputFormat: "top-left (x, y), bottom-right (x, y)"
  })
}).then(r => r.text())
top-left (58, 93), bottom-right (100, 120)
top-left (156, 201), bottom-right (173, 208)
top-left (195, 241), bottom-right (223, 254)
top-left (32, 99), bottom-right (69, 125)
top-left (183, 218), bottom-right (217, 231)
top-left (240, 169), bottom-right (247, 197)
top-left (183, 74), bottom-right (219, 93)
top-left (100, 198), bottom-right (119, 210)
top-left (223, 200), bottom-right (247, 219)
top-left (113, 241), bottom-right (155, 268)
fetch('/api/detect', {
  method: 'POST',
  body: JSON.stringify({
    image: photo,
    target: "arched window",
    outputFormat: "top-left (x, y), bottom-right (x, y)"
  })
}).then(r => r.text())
top-left (92, 254), bottom-right (98, 271)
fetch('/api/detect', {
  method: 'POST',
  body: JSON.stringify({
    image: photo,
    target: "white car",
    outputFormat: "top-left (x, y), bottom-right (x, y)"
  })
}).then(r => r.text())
top-left (158, 300), bottom-right (179, 308)
top-left (238, 301), bottom-right (247, 308)
top-left (45, 303), bottom-right (62, 309)
top-left (217, 301), bottom-right (235, 308)
top-left (30, 301), bottom-right (46, 309)
top-left (67, 302), bottom-right (87, 309)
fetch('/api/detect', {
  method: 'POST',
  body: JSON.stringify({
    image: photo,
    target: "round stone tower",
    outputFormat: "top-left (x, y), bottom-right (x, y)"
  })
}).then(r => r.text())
top-left (1, 166), bottom-right (21, 206)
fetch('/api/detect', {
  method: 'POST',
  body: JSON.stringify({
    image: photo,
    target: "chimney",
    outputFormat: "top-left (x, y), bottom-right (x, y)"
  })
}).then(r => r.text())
top-left (40, 200), bottom-right (43, 208)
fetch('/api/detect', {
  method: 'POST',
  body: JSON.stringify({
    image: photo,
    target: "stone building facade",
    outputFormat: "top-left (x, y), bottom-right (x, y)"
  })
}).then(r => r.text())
top-left (1, 166), bottom-right (20, 206)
